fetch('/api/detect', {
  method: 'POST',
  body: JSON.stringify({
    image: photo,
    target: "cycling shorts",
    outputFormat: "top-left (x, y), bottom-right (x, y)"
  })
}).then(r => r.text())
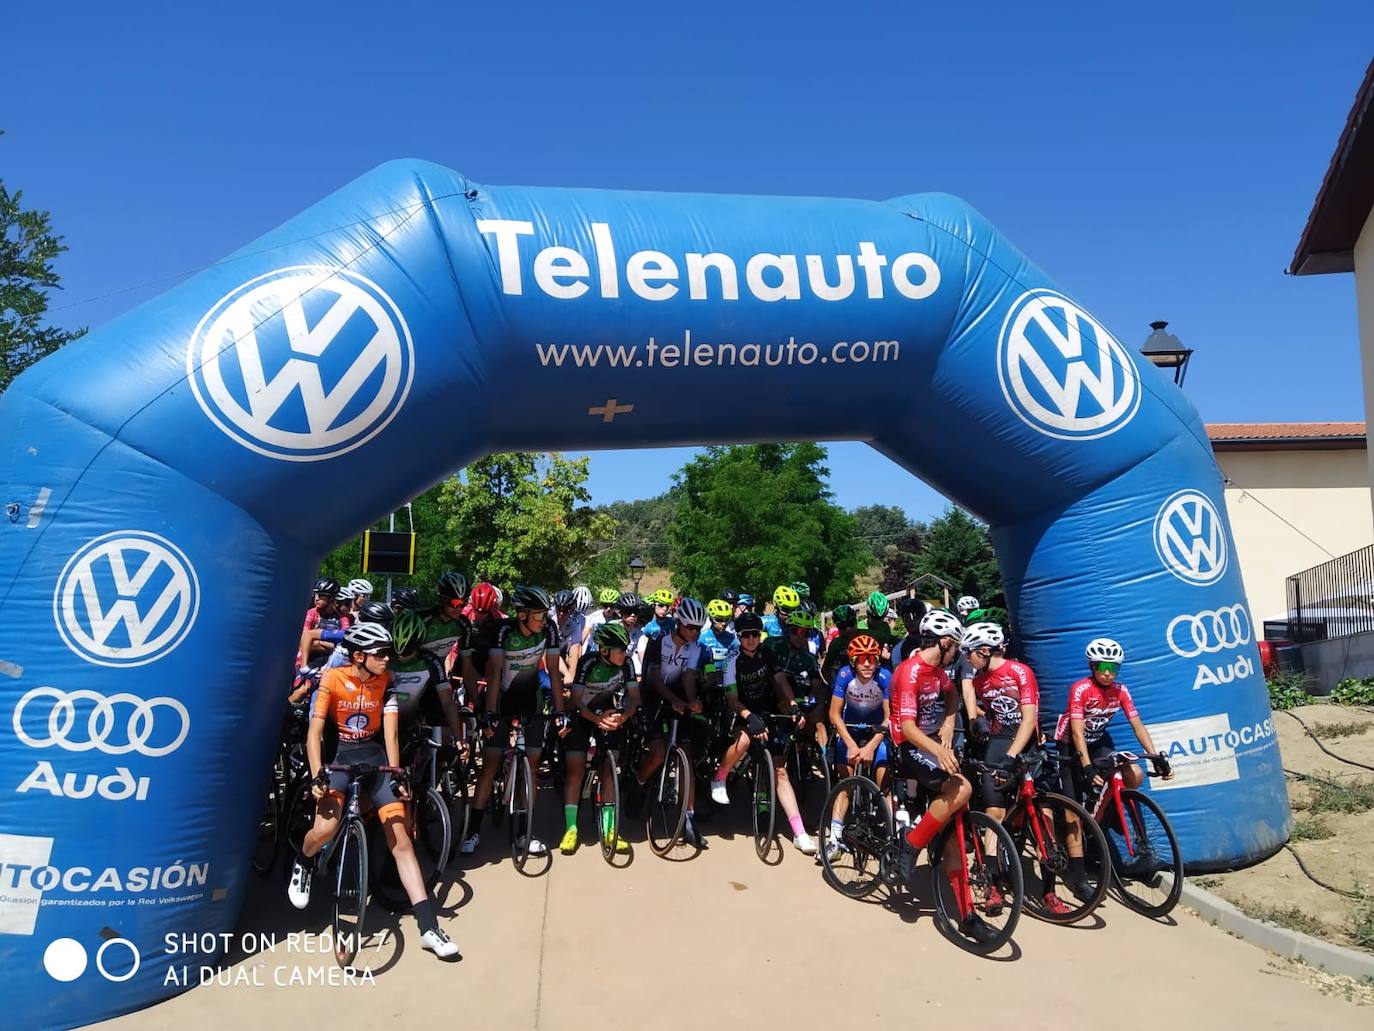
top-left (564, 712), bottom-right (627, 757)
top-left (728, 712), bottom-right (793, 758)
top-left (326, 741), bottom-right (405, 821)
top-left (1058, 733), bottom-right (1116, 804)
top-left (978, 737), bottom-right (1017, 807)
top-left (645, 702), bottom-right (710, 753)
top-left (834, 726), bottom-right (889, 767)
top-left (482, 675), bottom-right (549, 754)
top-left (894, 741), bottom-right (949, 792)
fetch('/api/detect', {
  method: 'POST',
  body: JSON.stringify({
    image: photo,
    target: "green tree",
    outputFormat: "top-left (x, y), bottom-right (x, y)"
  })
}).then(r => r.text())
top-left (878, 526), bottom-right (926, 594)
top-left (319, 480), bottom-right (458, 602)
top-left (909, 505), bottom-right (1002, 602)
top-left (2, 132), bottom-right (85, 394)
top-left (667, 443), bottom-right (868, 607)
top-left (851, 503), bottom-right (913, 563)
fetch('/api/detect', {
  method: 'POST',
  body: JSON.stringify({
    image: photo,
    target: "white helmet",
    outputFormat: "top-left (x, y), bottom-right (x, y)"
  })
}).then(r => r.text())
top-left (1085, 638), bottom-right (1124, 664)
top-left (344, 622), bottom-right (393, 653)
top-left (955, 595), bottom-right (979, 617)
top-left (348, 578), bottom-right (374, 598)
top-left (492, 586), bottom-right (504, 606)
top-left (919, 610), bottom-right (964, 642)
top-left (573, 585), bottom-right (594, 613)
top-left (336, 584), bottom-right (356, 602)
top-left (675, 597), bottom-right (708, 627)
top-left (960, 622), bottom-right (1005, 652)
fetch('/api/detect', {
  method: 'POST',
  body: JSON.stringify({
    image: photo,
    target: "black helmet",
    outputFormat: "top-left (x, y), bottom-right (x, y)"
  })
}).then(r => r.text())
top-left (437, 570), bottom-right (469, 600)
top-left (511, 585), bottom-right (551, 612)
top-left (391, 585), bottom-right (421, 610)
top-left (313, 576), bottom-right (340, 597)
top-left (553, 589), bottom-right (575, 610)
top-left (721, 588), bottom-right (740, 605)
top-left (358, 600), bottom-right (394, 626)
top-left (800, 599), bottom-right (817, 616)
top-left (735, 612), bottom-right (764, 635)
top-left (897, 595), bottom-right (926, 621)
top-left (616, 591), bottom-right (640, 614)
top-left (833, 603), bottom-right (857, 627)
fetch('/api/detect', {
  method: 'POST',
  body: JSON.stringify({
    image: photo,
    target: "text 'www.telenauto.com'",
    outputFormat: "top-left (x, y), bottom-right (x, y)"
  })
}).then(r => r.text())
top-left (534, 330), bottom-right (900, 370)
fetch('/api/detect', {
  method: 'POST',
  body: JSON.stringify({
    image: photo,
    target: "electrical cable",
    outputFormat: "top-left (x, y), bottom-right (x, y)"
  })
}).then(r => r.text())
top-left (1277, 709), bottom-right (1374, 771)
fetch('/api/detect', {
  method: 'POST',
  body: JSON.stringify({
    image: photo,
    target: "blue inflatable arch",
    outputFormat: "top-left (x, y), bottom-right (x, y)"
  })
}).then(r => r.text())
top-left (0, 160), bottom-right (1285, 1026)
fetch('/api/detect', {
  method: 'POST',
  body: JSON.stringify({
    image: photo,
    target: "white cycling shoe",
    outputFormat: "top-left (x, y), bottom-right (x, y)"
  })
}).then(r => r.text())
top-left (287, 859), bottom-right (313, 910)
top-left (794, 832), bottom-right (818, 856)
top-left (460, 833), bottom-right (480, 855)
top-left (421, 928), bottom-right (461, 960)
top-left (518, 836), bottom-right (548, 856)
top-left (709, 780), bottom-right (730, 806)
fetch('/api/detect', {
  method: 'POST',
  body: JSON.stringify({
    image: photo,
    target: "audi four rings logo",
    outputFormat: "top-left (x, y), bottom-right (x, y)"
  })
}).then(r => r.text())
top-left (1153, 490), bottom-right (1228, 585)
top-left (13, 687), bottom-right (190, 757)
top-left (54, 531), bottom-right (200, 667)
top-left (186, 266), bottom-right (415, 461)
top-left (1167, 605), bottom-right (1252, 658)
top-left (996, 289), bottom-right (1141, 441)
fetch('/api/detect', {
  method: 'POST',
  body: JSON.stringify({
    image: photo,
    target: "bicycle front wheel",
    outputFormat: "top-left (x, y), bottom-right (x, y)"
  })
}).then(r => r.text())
top-left (333, 817), bottom-right (369, 968)
top-left (818, 776), bottom-right (892, 898)
top-left (416, 785), bottom-right (453, 888)
top-left (251, 779), bottom-right (281, 877)
top-left (1105, 788), bottom-right (1184, 918)
top-left (509, 753), bottom-right (535, 871)
top-left (750, 748), bottom-right (777, 862)
top-left (1014, 792), bottom-right (1109, 924)
top-left (595, 752), bottom-right (624, 864)
top-left (646, 746), bottom-right (690, 856)
top-left (929, 810), bottom-right (1023, 955)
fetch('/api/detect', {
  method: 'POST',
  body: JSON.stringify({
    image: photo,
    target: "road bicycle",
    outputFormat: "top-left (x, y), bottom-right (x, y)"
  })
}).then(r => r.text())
top-left (644, 712), bottom-right (693, 857)
top-left (1088, 751), bottom-right (1184, 917)
top-left (484, 716), bottom-right (549, 875)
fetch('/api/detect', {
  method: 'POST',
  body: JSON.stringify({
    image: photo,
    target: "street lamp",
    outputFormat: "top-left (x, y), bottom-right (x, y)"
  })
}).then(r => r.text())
top-left (1140, 320), bottom-right (1194, 388)
top-left (628, 555), bottom-right (646, 591)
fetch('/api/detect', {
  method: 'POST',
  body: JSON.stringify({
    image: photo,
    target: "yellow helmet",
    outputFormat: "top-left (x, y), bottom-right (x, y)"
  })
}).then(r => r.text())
top-left (648, 588), bottom-right (674, 605)
top-left (707, 599), bottom-right (732, 620)
top-left (772, 585), bottom-right (801, 610)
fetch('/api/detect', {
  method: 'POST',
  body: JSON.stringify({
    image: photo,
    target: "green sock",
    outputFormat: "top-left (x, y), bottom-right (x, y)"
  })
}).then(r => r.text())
top-left (564, 804), bottom-right (578, 833)
top-left (600, 805), bottom-right (615, 838)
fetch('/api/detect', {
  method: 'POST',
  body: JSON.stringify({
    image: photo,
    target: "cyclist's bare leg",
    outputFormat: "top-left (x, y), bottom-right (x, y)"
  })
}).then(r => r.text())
top-left (563, 753), bottom-right (587, 811)
top-left (382, 811), bottom-right (428, 905)
top-left (716, 729), bottom-right (750, 781)
top-left (472, 745), bottom-right (503, 810)
top-left (830, 761), bottom-right (854, 824)
top-left (637, 738), bottom-right (666, 785)
top-left (302, 794), bottom-right (342, 858)
top-left (775, 766), bottom-right (803, 828)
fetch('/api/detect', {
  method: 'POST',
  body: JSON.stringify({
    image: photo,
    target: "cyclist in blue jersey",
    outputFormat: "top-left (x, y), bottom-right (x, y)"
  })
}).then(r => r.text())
top-left (764, 584), bottom-right (799, 639)
top-left (699, 599), bottom-right (739, 686)
top-left (824, 633), bottom-right (892, 860)
top-left (642, 588), bottom-right (676, 637)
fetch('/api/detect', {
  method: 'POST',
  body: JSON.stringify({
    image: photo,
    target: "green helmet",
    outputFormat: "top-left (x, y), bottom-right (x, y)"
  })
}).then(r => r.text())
top-left (788, 608), bottom-right (820, 631)
top-left (968, 606), bottom-right (1009, 627)
top-left (833, 603), bottom-right (856, 626)
top-left (790, 580), bottom-right (811, 599)
top-left (594, 620), bottom-right (631, 651)
top-left (597, 587), bottom-right (620, 605)
top-left (867, 591), bottom-right (889, 618)
top-left (392, 609), bottom-right (427, 654)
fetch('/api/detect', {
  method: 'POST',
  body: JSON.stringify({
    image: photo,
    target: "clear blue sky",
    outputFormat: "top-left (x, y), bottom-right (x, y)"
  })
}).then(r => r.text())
top-left (5, 3), bottom-right (1371, 520)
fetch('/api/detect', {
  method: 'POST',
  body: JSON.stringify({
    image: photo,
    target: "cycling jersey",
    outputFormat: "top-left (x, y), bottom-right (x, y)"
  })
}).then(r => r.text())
top-left (1054, 678), bottom-right (1139, 743)
top-left (643, 631), bottom-right (705, 687)
top-left (724, 647), bottom-right (779, 709)
top-left (557, 610), bottom-right (586, 657)
top-left (422, 610), bottom-right (471, 666)
top-left (493, 618), bottom-right (560, 691)
top-left (761, 612), bottom-right (783, 638)
top-left (830, 665), bottom-right (891, 725)
top-left (822, 627), bottom-right (859, 682)
top-left (465, 613), bottom-right (505, 673)
top-left (391, 651), bottom-right (447, 727)
top-left (890, 653), bottom-right (950, 739)
top-left (571, 652), bottom-right (634, 711)
top-left (764, 638), bottom-right (821, 700)
top-left (889, 634), bottom-right (921, 666)
top-left (972, 659), bottom-right (1039, 739)
top-left (699, 626), bottom-right (739, 677)
top-left (312, 664), bottom-right (398, 743)
top-left (642, 615), bottom-right (676, 638)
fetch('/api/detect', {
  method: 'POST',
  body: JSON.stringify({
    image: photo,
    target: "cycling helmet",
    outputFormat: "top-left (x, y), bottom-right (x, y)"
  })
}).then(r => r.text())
top-left (847, 634), bottom-right (881, 662)
top-left (358, 600), bottom-right (394, 626)
top-left (648, 588), bottom-right (674, 606)
top-left (675, 597), bottom-right (708, 627)
top-left (772, 585), bottom-right (801, 611)
top-left (553, 589), bottom-right (575, 610)
top-left (392, 609), bottom-right (427, 654)
top-left (469, 582), bottom-right (500, 612)
top-left (791, 581), bottom-right (811, 599)
top-left (344, 622), bottom-right (393, 654)
top-left (1085, 638), bottom-right (1124, 664)
top-left (573, 585), bottom-right (594, 612)
top-left (391, 585), bottom-right (421, 610)
top-left (867, 591), bottom-right (889, 618)
top-left (800, 599), bottom-right (817, 617)
top-left (511, 585), bottom-right (551, 613)
top-left (832, 603), bottom-right (857, 627)
top-left (616, 591), bottom-right (640, 613)
top-left (919, 610), bottom-right (964, 642)
top-left (787, 609), bottom-right (819, 631)
top-left (897, 595), bottom-right (926, 620)
top-left (437, 570), bottom-right (469, 600)
top-left (955, 595), bottom-right (979, 617)
top-left (961, 622), bottom-right (1005, 652)
top-left (735, 612), bottom-right (764, 635)
top-left (594, 620), bottom-right (631, 652)
top-left (737, 593), bottom-right (755, 609)
top-left (721, 588), bottom-right (741, 605)
top-left (313, 576), bottom-right (340, 597)
top-left (707, 599), bottom-right (733, 620)
top-left (348, 578), bottom-right (374, 598)
top-left (597, 587), bottom-right (620, 605)
top-left (968, 606), bottom-right (1009, 627)
top-left (492, 586), bottom-right (504, 606)
top-left (336, 584), bottom-right (356, 603)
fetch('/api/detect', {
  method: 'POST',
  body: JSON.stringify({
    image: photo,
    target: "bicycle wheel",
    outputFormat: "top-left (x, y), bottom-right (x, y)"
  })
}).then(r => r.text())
top-left (646, 746), bottom-right (690, 856)
top-left (594, 753), bottom-right (623, 864)
top-left (1104, 788), bottom-right (1184, 918)
top-left (416, 785), bottom-right (453, 887)
top-left (1014, 792), bottom-right (1109, 924)
top-left (818, 776), bottom-right (892, 898)
top-left (801, 738), bottom-right (832, 831)
top-left (750, 748), bottom-right (777, 861)
top-left (282, 771), bottom-right (316, 860)
top-left (332, 817), bottom-right (369, 968)
top-left (929, 811), bottom-right (1023, 955)
top-left (441, 755), bottom-right (471, 853)
top-left (251, 781), bottom-right (281, 876)
top-left (508, 753), bottom-right (535, 871)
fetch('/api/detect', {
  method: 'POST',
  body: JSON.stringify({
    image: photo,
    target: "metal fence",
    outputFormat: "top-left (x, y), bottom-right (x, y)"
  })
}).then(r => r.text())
top-left (1283, 543), bottom-right (1374, 641)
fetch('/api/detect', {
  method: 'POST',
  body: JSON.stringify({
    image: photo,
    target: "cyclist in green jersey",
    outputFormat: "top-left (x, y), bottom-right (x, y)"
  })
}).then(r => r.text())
top-left (858, 591), bottom-right (896, 665)
top-left (560, 621), bottom-right (640, 854)
top-left (765, 607), bottom-right (827, 747)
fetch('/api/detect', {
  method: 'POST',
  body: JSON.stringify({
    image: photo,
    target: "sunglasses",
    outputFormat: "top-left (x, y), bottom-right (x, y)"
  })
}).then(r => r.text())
top-left (447, 598), bottom-right (464, 608)
top-left (1092, 661), bottom-right (1121, 674)
top-left (739, 631), bottom-right (762, 639)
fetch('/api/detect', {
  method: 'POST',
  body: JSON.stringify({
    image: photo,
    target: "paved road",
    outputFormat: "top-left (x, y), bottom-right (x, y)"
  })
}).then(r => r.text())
top-left (103, 801), bottom-right (1366, 1030)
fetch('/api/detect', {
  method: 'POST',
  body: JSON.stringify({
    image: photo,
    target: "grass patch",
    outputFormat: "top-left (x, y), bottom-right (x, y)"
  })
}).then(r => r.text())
top-left (1310, 720), bottom-right (1373, 739)
top-left (1193, 875), bottom-right (1222, 889)
top-left (1239, 900), bottom-right (1328, 937)
top-left (1353, 889), bottom-right (1374, 951)
top-left (1298, 776), bottom-right (1374, 816)
top-left (1291, 815), bottom-right (1335, 841)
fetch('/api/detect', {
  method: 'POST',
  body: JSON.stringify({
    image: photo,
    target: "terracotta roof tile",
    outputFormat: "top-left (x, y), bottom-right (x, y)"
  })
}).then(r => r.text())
top-left (1205, 422), bottom-right (1366, 441)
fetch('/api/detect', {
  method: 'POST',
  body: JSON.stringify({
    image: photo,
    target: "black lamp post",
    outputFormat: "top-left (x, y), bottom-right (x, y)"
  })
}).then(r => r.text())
top-left (628, 555), bottom-right (646, 591)
top-left (1140, 320), bottom-right (1194, 387)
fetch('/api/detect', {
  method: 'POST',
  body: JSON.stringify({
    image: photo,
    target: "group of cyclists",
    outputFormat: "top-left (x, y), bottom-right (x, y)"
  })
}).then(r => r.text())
top-left (281, 571), bottom-right (1175, 959)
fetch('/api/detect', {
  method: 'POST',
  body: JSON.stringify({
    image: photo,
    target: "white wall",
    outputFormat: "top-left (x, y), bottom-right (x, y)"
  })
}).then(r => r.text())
top-left (1355, 203), bottom-right (1374, 493)
top-left (1216, 448), bottom-right (1374, 624)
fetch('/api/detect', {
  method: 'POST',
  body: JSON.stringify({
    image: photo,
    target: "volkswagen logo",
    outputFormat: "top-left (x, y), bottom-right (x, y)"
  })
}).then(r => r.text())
top-left (186, 266), bottom-right (414, 462)
top-left (1166, 604), bottom-right (1252, 658)
top-left (13, 687), bottom-right (190, 757)
top-left (996, 289), bottom-right (1141, 441)
top-left (1153, 490), bottom-right (1228, 586)
top-left (53, 531), bottom-right (200, 667)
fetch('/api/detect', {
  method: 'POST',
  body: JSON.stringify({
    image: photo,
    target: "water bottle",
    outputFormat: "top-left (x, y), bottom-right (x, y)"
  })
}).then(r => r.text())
top-left (894, 807), bottom-right (912, 832)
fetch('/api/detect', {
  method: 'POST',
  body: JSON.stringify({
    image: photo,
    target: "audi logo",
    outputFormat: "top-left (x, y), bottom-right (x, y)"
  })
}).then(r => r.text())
top-left (13, 687), bottom-right (190, 757)
top-left (1166, 605), bottom-right (1252, 658)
